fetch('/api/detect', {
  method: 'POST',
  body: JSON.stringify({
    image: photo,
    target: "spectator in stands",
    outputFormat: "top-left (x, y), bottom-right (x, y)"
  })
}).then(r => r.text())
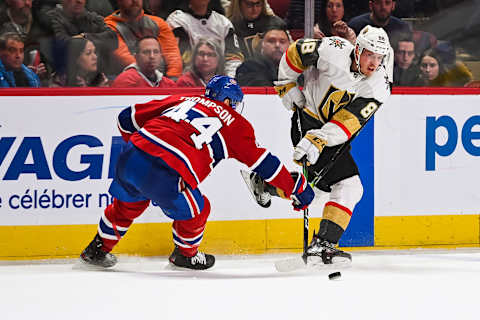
top-left (392, 32), bottom-right (417, 86)
top-left (0, 0), bottom-right (33, 36)
top-left (176, 38), bottom-right (224, 87)
top-left (167, 0), bottom-right (243, 78)
top-left (0, 32), bottom-right (41, 87)
top-left (50, 37), bottom-right (109, 87)
top-left (235, 26), bottom-right (290, 86)
top-left (105, 0), bottom-right (182, 79)
top-left (225, 0), bottom-right (287, 60)
top-left (348, 0), bottom-right (411, 45)
top-left (0, 0), bottom-right (51, 74)
top-left (112, 36), bottom-right (176, 87)
top-left (415, 45), bottom-right (473, 87)
top-left (315, 0), bottom-right (356, 44)
top-left (46, 0), bottom-right (118, 77)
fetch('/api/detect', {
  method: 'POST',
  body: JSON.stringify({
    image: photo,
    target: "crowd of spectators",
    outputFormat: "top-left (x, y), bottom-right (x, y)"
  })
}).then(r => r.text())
top-left (0, 0), bottom-right (479, 88)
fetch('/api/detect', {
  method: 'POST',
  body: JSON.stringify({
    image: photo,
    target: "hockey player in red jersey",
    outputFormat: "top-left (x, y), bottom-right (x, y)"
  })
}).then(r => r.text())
top-left (80, 75), bottom-right (314, 270)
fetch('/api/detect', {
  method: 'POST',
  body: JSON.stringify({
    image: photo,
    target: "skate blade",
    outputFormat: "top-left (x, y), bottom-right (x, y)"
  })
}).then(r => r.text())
top-left (240, 169), bottom-right (257, 201)
top-left (72, 258), bottom-right (116, 271)
top-left (240, 169), bottom-right (271, 208)
top-left (274, 256), bottom-right (352, 272)
top-left (165, 261), bottom-right (214, 271)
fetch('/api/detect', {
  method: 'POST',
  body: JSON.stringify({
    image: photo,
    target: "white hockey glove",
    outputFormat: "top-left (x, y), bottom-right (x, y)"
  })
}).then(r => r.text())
top-left (274, 81), bottom-right (306, 111)
top-left (293, 129), bottom-right (328, 166)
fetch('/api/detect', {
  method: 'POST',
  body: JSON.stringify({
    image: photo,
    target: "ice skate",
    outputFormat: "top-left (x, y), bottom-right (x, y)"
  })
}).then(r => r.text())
top-left (168, 246), bottom-right (215, 270)
top-left (305, 232), bottom-right (352, 266)
top-left (80, 234), bottom-right (117, 268)
top-left (240, 170), bottom-right (271, 208)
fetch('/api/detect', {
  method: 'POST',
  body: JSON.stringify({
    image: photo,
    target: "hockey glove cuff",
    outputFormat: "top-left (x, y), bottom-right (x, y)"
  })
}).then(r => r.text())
top-left (274, 81), bottom-right (306, 111)
top-left (293, 130), bottom-right (328, 166)
top-left (291, 173), bottom-right (314, 211)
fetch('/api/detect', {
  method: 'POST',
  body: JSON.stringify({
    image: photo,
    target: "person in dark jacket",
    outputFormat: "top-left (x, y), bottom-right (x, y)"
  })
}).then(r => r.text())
top-left (235, 27), bottom-right (290, 86)
top-left (46, 0), bottom-right (118, 76)
top-left (392, 32), bottom-right (418, 86)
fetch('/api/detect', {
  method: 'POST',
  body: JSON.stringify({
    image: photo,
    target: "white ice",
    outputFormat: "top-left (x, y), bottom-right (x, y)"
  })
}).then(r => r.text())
top-left (1, 249), bottom-right (480, 320)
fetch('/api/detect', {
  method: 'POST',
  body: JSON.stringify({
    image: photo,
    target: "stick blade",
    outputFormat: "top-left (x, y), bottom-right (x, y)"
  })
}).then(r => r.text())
top-left (274, 257), bottom-right (307, 272)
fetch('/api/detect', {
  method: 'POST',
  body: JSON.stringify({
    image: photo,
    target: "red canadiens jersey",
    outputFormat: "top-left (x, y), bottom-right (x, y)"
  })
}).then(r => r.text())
top-left (117, 94), bottom-right (296, 196)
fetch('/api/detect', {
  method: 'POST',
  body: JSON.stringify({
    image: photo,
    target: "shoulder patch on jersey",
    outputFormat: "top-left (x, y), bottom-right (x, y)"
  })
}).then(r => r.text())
top-left (328, 38), bottom-right (347, 49)
top-left (294, 39), bottom-right (321, 69)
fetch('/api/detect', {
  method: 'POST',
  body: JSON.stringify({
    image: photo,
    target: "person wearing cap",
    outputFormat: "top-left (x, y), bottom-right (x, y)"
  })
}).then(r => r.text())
top-left (250, 25), bottom-right (394, 266)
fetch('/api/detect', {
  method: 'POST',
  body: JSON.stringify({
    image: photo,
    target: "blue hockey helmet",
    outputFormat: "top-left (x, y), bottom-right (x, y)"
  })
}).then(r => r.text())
top-left (205, 75), bottom-right (244, 109)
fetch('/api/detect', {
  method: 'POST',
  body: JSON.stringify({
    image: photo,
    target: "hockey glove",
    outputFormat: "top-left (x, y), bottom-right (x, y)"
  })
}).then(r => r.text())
top-left (293, 129), bottom-right (328, 166)
top-left (274, 80), bottom-right (306, 111)
top-left (291, 172), bottom-right (314, 211)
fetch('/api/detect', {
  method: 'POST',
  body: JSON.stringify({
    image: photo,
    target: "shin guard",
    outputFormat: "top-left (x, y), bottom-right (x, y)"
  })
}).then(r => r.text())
top-left (319, 175), bottom-right (363, 243)
top-left (172, 196), bottom-right (211, 257)
top-left (98, 198), bottom-right (150, 252)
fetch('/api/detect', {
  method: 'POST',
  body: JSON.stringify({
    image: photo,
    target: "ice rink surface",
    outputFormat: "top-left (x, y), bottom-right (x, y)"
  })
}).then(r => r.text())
top-left (1, 248), bottom-right (480, 320)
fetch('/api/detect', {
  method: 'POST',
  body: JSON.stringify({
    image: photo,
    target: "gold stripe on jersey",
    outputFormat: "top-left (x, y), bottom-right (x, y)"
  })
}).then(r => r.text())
top-left (286, 41), bottom-right (306, 72)
top-left (302, 107), bottom-right (320, 120)
top-left (323, 204), bottom-right (352, 230)
top-left (274, 82), bottom-right (296, 98)
top-left (331, 109), bottom-right (362, 136)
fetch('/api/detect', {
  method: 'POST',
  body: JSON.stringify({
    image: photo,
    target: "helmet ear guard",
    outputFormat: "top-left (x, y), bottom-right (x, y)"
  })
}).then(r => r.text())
top-left (205, 75), bottom-right (244, 110)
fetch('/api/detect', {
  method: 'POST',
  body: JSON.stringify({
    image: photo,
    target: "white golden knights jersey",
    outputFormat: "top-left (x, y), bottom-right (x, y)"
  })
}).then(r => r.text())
top-left (278, 36), bottom-right (392, 144)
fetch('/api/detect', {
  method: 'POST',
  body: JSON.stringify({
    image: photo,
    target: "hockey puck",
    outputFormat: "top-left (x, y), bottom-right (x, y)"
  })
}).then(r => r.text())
top-left (328, 271), bottom-right (341, 280)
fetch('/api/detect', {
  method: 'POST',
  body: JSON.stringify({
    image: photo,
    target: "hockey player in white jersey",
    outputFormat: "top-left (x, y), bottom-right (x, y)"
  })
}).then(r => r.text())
top-left (251, 25), bottom-right (393, 266)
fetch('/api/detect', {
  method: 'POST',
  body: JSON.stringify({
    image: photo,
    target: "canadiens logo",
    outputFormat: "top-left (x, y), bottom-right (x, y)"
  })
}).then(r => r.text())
top-left (328, 38), bottom-right (346, 49)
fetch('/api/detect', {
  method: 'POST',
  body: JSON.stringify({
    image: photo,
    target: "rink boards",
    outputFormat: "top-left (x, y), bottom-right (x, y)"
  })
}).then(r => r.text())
top-left (1, 88), bottom-right (479, 258)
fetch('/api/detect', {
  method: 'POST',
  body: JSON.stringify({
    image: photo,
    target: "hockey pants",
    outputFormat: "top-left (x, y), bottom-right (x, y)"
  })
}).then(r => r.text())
top-left (98, 142), bottom-right (211, 257)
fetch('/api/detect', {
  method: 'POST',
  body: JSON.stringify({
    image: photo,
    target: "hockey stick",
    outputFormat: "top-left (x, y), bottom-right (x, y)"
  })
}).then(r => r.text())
top-left (301, 158), bottom-right (309, 264)
top-left (296, 107), bottom-right (309, 265)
